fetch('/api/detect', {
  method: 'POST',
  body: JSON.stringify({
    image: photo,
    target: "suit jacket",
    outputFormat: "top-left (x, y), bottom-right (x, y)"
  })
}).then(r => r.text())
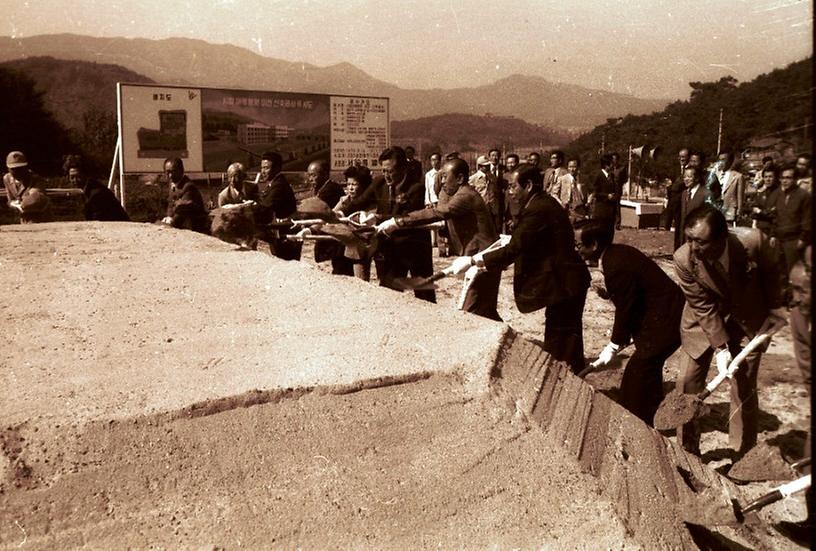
top-left (83, 181), bottom-right (130, 222)
top-left (773, 185), bottom-right (811, 242)
top-left (314, 179), bottom-right (344, 210)
top-left (751, 184), bottom-right (780, 235)
top-left (312, 179), bottom-right (345, 262)
top-left (167, 177), bottom-right (209, 233)
top-left (255, 173), bottom-right (298, 238)
top-left (602, 244), bottom-right (684, 355)
top-left (406, 159), bottom-right (423, 185)
top-left (482, 191), bottom-right (590, 313)
top-left (399, 184), bottom-right (497, 256)
top-left (675, 184), bottom-right (710, 250)
top-left (348, 172), bottom-right (430, 260)
top-left (673, 227), bottom-right (783, 359)
top-left (591, 170), bottom-right (617, 221)
top-left (551, 173), bottom-right (583, 209)
top-left (719, 170), bottom-right (744, 222)
top-left (543, 167), bottom-right (568, 195)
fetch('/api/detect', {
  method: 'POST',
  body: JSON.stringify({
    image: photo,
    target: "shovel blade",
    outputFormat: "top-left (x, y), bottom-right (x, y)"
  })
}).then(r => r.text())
top-left (390, 277), bottom-right (439, 292)
top-left (653, 390), bottom-right (709, 431)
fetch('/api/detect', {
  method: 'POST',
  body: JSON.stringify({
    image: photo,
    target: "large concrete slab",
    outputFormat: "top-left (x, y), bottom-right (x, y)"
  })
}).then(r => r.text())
top-left (1, 222), bottom-right (505, 429)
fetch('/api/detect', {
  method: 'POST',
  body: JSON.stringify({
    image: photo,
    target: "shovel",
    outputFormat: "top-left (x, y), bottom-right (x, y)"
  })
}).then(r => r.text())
top-left (740, 474), bottom-right (812, 515)
top-left (392, 235), bottom-right (511, 292)
top-left (653, 332), bottom-right (771, 431)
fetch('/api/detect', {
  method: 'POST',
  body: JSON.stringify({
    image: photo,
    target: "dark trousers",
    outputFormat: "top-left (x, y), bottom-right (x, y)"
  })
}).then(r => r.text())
top-left (780, 238), bottom-right (803, 280)
top-left (269, 238), bottom-right (302, 261)
top-left (543, 290), bottom-right (587, 374)
top-left (676, 336), bottom-right (762, 456)
top-left (331, 255), bottom-right (354, 276)
top-left (376, 236), bottom-right (436, 303)
top-left (460, 269), bottom-right (502, 322)
top-left (662, 193), bottom-right (680, 230)
top-left (620, 341), bottom-right (679, 426)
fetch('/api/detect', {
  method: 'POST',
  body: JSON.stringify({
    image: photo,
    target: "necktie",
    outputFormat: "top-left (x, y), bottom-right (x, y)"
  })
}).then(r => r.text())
top-left (706, 259), bottom-right (730, 299)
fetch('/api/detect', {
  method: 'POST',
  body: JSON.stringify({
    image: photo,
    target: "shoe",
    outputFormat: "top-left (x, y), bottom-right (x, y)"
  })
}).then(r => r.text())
top-left (773, 520), bottom-right (813, 546)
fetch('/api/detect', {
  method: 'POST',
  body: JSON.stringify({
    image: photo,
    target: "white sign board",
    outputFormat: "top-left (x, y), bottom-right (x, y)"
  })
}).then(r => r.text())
top-left (117, 83), bottom-right (389, 174)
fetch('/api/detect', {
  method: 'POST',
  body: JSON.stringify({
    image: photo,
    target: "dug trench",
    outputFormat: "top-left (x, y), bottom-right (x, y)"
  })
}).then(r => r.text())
top-left (0, 223), bottom-right (803, 548)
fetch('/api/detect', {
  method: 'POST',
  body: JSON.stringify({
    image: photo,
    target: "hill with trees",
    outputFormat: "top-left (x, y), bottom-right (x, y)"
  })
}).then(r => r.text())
top-left (392, 113), bottom-right (574, 156)
top-left (0, 57), bottom-right (154, 176)
top-left (0, 66), bottom-right (76, 176)
top-left (565, 57), bottom-right (812, 179)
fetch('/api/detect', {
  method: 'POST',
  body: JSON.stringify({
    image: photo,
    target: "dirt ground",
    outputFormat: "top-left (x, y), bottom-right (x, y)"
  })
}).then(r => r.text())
top-left (308, 227), bottom-right (811, 536)
top-left (0, 222), bottom-right (809, 549)
top-left (0, 375), bottom-right (639, 549)
top-left (0, 222), bottom-right (638, 549)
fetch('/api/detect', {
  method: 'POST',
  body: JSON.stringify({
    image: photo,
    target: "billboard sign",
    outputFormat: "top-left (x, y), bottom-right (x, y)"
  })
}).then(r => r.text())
top-left (117, 83), bottom-right (389, 173)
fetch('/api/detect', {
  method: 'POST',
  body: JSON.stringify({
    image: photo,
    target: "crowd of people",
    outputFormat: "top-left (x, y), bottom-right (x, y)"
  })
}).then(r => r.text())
top-left (2, 144), bottom-right (812, 529)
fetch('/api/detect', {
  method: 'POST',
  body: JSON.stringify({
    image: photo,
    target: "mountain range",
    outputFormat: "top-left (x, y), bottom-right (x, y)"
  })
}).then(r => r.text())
top-left (0, 33), bottom-right (666, 129)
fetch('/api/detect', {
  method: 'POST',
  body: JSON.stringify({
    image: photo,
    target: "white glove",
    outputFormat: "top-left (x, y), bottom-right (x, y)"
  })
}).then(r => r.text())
top-left (472, 252), bottom-right (485, 268)
top-left (358, 211), bottom-right (378, 226)
top-left (376, 217), bottom-right (399, 235)
top-left (295, 227), bottom-right (312, 239)
top-left (449, 256), bottom-right (474, 275)
top-left (161, 216), bottom-right (173, 225)
top-left (715, 347), bottom-right (733, 378)
top-left (591, 342), bottom-right (620, 368)
top-left (9, 200), bottom-right (23, 213)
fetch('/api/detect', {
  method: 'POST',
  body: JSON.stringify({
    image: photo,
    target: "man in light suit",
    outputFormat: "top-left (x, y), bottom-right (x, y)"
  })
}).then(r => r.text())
top-left (378, 158), bottom-right (501, 321)
top-left (673, 204), bottom-right (786, 456)
top-left (715, 152), bottom-right (745, 227)
top-left (543, 150), bottom-right (569, 197)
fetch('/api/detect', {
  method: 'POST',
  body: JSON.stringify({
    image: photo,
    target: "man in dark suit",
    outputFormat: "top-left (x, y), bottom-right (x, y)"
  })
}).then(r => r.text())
top-left (162, 157), bottom-right (209, 234)
top-left (591, 154), bottom-right (618, 234)
top-left (577, 221), bottom-right (685, 425)
top-left (460, 164), bottom-right (591, 373)
top-left (773, 164), bottom-right (811, 283)
top-left (404, 146), bottom-right (423, 184)
top-left (64, 155), bottom-right (130, 222)
top-left (611, 152), bottom-right (628, 229)
top-left (348, 146), bottom-right (435, 303)
top-left (675, 166), bottom-right (710, 251)
top-left (255, 151), bottom-right (301, 261)
top-left (306, 159), bottom-right (352, 275)
top-left (663, 147), bottom-right (688, 230)
top-left (674, 204), bottom-right (786, 456)
top-left (378, 158), bottom-right (500, 320)
top-left (487, 148), bottom-right (506, 231)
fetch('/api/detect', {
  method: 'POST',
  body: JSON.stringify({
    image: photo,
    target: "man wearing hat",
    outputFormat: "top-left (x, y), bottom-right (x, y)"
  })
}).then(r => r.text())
top-left (3, 150), bottom-right (52, 223)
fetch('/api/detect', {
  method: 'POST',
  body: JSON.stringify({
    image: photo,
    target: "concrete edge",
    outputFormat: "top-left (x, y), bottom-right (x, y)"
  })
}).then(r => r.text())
top-left (491, 330), bottom-right (779, 550)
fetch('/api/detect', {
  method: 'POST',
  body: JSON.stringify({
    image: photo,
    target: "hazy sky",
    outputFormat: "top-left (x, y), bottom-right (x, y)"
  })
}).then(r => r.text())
top-left (3, 0), bottom-right (812, 99)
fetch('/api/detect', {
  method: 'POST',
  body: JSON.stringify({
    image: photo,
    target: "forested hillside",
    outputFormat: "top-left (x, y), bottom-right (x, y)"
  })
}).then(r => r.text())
top-left (0, 57), bottom-right (154, 175)
top-left (566, 57), bottom-right (812, 178)
top-left (392, 113), bottom-right (574, 155)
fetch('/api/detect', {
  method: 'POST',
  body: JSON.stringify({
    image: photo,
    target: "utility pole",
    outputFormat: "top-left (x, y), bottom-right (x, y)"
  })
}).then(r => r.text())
top-left (716, 108), bottom-right (723, 156)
